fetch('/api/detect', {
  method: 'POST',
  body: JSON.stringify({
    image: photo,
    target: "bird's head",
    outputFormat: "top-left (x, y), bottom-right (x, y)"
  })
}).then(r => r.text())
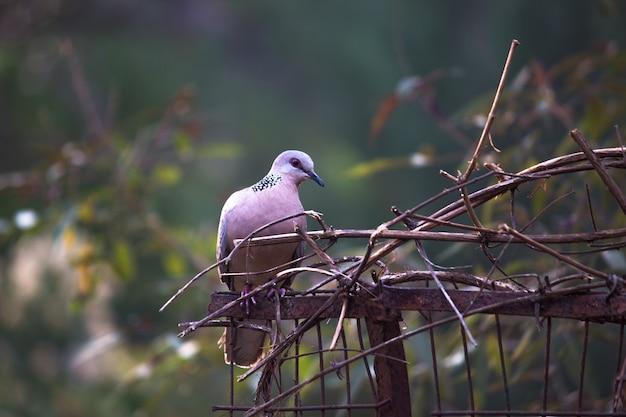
top-left (271, 150), bottom-right (324, 187)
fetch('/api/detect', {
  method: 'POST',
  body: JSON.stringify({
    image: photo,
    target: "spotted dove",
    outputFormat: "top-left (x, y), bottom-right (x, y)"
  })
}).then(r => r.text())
top-left (217, 150), bottom-right (324, 368)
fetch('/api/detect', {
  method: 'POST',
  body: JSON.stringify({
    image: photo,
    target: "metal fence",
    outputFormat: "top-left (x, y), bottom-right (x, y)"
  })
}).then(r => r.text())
top-left (172, 140), bottom-right (626, 416)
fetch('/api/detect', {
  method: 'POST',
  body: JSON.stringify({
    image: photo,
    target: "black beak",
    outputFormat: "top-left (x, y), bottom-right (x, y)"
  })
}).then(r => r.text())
top-left (307, 171), bottom-right (325, 187)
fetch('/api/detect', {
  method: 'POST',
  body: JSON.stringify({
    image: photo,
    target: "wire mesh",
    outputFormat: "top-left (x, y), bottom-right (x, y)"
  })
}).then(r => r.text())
top-left (204, 287), bottom-right (626, 417)
top-left (212, 314), bottom-right (391, 416)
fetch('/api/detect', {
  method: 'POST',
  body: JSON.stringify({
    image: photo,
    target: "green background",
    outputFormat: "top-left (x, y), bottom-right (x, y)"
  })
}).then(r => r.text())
top-left (1, 1), bottom-right (626, 416)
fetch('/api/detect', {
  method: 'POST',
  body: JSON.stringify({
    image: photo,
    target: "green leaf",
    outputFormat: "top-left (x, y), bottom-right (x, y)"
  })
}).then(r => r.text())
top-left (344, 156), bottom-right (409, 179)
top-left (112, 239), bottom-right (136, 280)
top-left (196, 142), bottom-right (243, 159)
top-left (152, 163), bottom-right (182, 186)
top-left (163, 251), bottom-right (188, 276)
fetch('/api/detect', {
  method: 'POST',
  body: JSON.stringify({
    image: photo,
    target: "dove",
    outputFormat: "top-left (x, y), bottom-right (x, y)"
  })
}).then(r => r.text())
top-left (217, 150), bottom-right (324, 367)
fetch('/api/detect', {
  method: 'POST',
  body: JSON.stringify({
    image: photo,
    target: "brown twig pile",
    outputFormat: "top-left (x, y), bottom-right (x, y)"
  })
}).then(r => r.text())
top-left (161, 40), bottom-right (626, 416)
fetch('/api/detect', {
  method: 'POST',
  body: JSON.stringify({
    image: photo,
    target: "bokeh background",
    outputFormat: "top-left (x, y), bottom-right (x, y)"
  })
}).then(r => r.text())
top-left (2, 1), bottom-right (626, 416)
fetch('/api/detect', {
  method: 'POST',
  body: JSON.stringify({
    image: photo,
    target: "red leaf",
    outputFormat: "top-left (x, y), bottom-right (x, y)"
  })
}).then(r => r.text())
top-left (369, 94), bottom-right (399, 143)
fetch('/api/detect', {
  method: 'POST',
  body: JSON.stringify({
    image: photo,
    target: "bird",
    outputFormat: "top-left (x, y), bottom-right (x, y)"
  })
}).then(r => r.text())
top-left (217, 150), bottom-right (324, 368)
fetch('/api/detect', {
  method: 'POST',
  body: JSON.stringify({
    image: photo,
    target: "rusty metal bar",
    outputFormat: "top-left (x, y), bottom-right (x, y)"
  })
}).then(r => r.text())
top-left (228, 317), bottom-right (235, 417)
top-left (428, 310), bottom-right (442, 413)
top-left (577, 320), bottom-right (589, 411)
top-left (207, 288), bottom-right (626, 323)
top-left (541, 318), bottom-right (551, 417)
top-left (339, 329), bottom-right (353, 417)
top-left (293, 318), bottom-right (301, 414)
top-left (460, 325), bottom-right (475, 415)
top-left (356, 317), bottom-right (379, 402)
top-left (316, 322), bottom-right (326, 416)
top-left (495, 314), bottom-right (511, 415)
top-left (365, 316), bottom-right (412, 417)
top-left (613, 323), bottom-right (625, 412)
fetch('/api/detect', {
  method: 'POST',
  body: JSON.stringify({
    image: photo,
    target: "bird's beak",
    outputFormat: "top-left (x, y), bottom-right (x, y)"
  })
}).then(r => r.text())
top-left (307, 171), bottom-right (325, 187)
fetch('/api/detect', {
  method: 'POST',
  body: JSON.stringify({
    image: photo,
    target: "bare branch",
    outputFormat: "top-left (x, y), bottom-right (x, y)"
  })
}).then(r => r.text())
top-left (462, 39), bottom-right (520, 180)
top-left (570, 128), bottom-right (626, 215)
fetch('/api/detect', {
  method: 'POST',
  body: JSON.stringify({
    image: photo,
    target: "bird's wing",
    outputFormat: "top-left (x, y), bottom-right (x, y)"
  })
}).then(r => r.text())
top-left (216, 204), bottom-right (232, 288)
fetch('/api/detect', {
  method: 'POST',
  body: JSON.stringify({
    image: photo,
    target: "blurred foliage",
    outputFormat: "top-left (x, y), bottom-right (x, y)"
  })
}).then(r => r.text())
top-left (1, 1), bottom-right (626, 416)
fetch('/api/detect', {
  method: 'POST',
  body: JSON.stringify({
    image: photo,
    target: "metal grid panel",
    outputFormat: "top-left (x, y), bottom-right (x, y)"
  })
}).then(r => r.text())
top-left (200, 287), bottom-right (626, 417)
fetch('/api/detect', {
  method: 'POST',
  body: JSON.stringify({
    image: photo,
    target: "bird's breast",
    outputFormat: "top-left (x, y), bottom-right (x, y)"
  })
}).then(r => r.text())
top-left (222, 187), bottom-right (306, 290)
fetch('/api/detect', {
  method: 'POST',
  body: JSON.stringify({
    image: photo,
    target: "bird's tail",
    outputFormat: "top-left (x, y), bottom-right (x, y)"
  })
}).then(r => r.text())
top-left (220, 319), bottom-right (269, 368)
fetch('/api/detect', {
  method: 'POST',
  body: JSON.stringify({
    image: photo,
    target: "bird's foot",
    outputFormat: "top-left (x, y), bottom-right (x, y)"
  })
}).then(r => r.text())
top-left (240, 284), bottom-right (257, 316)
top-left (267, 285), bottom-right (292, 300)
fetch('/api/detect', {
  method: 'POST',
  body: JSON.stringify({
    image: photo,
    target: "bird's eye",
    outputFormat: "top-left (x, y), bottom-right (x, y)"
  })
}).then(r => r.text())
top-left (290, 158), bottom-right (302, 168)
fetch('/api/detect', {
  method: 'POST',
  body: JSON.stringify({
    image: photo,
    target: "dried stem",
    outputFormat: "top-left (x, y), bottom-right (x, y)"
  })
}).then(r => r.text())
top-left (498, 224), bottom-right (609, 281)
top-left (570, 128), bottom-right (626, 215)
top-left (60, 39), bottom-right (106, 138)
top-left (414, 239), bottom-right (477, 346)
top-left (454, 39), bottom-right (520, 229)
top-left (462, 39), bottom-right (520, 180)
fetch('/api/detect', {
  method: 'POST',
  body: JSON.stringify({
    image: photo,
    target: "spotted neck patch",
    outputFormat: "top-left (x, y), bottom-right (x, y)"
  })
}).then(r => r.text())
top-left (251, 173), bottom-right (282, 192)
